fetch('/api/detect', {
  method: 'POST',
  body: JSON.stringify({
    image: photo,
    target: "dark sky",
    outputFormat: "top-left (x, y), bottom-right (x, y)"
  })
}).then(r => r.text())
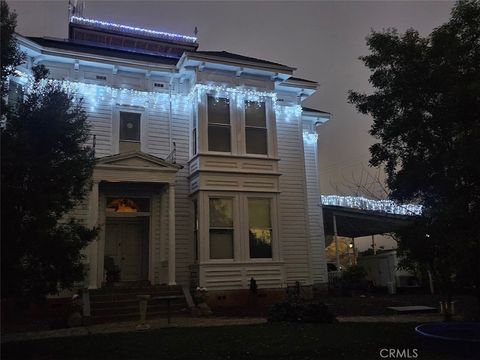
top-left (10, 0), bottom-right (454, 195)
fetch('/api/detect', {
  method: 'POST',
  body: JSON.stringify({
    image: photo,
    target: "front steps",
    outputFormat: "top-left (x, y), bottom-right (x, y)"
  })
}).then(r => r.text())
top-left (88, 284), bottom-right (189, 324)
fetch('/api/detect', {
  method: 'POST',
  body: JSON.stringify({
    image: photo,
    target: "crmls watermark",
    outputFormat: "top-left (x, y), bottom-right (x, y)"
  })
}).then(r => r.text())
top-left (379, 348), bottom-right (419, 359)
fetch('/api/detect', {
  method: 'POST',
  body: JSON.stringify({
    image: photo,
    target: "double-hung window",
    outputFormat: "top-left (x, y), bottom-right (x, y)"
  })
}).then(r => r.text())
top-left (245, 101), bottom-right (267, 155)
top-left (248, 198), bottom-right (272, 258)
top-left (207, 95), bottom-right (231, 152)
top-left (209, 198), bottom-right (234, 259)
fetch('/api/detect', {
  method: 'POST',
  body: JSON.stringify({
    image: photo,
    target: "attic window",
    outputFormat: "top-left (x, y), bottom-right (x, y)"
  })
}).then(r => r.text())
top-left (153, 82), bottom-right (165, 88)
top-left (96, 75), bottom-right (107, 81)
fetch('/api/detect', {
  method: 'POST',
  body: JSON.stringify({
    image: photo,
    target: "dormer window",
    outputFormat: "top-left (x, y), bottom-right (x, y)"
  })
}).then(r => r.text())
top-left (245, 101), bottom-right (267, 155)
top-left (207, 95), bottom-right (231, 152)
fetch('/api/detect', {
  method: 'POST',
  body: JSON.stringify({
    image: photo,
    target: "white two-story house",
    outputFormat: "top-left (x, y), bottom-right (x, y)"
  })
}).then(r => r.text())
top-left (12, 14), bottom-right (331, 300)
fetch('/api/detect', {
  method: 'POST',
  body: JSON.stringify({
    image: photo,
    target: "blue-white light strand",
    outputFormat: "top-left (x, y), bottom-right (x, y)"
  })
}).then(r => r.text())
top-left (70, 16), bottom-right (197, 43)
top-left (302, 131), bottom-right (318, 145)
top-left (15, 71), bottom-right (303, 116)
top-left (321, 195), bottom-right (423, 216)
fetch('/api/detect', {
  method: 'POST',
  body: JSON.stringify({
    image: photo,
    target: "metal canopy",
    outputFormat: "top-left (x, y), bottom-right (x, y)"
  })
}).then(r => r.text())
top-left (323, 205), bottom-right (416, 238)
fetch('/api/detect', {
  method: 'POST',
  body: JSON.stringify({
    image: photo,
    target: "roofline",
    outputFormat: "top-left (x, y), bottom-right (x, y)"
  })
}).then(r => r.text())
top-left (179, 51), bottom-right (295, 75)
top-left (302, 107), bottom-right (332, 116)
top-left (283, 77), bottom-right (319, 88)
top-left (16, 34), bottom-right (177, 72)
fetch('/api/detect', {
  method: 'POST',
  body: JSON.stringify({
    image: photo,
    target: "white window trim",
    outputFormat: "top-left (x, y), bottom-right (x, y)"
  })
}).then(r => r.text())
top-left (204, 93), bottom-right (236, 155)
top-left (200, 191), bottom-right (280, 264)
top-left (205, 193), bottom-right (240, 262)
top-left (242, 99), bottom-right (269, 158)
top-left (112, 106), bottom-right (146, 154)
top-left (243, 193), bottom-right (280, 262)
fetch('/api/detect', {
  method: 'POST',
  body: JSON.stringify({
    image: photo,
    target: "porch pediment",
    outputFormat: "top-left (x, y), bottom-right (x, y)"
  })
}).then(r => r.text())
top-left (94, 151), bottom-right (181, 184)
top-left (96, 151), bottom-right (182, 170)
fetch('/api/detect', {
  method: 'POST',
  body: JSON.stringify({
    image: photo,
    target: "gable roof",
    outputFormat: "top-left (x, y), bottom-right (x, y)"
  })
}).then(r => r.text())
top-left (96, 150), bottom-right (183, 170)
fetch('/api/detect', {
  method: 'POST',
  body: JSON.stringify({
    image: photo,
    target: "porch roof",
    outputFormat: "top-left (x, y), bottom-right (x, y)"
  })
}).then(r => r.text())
top-left (322, 205), bottom-right (417, 238)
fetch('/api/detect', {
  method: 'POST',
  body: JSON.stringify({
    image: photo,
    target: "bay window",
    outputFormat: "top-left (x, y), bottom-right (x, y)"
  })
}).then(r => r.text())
top-left (248, 198), bottom-right (272, 258)
top-left (245, 101), bottom-right (267, 155)
top-left (209, 198), bottom-right (234, 259)
top-left (207, 95), bottom-right (231, 152)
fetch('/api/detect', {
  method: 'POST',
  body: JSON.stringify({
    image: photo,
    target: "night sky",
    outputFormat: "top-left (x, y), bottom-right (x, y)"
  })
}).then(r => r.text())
top-left (10, 0), bottom-right (455, 249)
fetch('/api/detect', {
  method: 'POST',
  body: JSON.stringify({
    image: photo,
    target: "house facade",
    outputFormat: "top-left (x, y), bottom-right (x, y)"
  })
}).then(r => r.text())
top-left (12, 15), bottom-right (330, 295)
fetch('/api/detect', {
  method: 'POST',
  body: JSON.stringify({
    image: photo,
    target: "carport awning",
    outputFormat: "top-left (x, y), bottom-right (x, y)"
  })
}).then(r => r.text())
top-left (323, 205), bottom-right (416, 238)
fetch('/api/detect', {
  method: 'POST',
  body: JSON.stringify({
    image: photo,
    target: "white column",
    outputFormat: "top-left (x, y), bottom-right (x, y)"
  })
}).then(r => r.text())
top-left (168, 183), bottom-right (176, 285)
top-left (87, 181), bottom-right (99, 289)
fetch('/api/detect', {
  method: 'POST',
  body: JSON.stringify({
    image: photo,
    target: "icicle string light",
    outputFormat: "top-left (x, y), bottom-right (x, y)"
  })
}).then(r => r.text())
top-left (321, 195), bottom-right (423, 216)
top-left (70, 16), bottom-right (197, 43)
top-left (302, 131), bottom-right (318, 145)
top-left (15, 71), bottom-right (303, 116)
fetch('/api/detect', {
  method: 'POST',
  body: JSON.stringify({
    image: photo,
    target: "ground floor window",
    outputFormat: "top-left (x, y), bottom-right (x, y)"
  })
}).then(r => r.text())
top-left (209, 198), bottom-right (234, 259)
top-left (248, 198), bottom-right (272, 258)
top-left (201, 193), bottom-right (277, 262)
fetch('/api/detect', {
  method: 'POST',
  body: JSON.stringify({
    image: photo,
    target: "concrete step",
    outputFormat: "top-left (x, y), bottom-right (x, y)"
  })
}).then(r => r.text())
top-left (91, 303), bottom-right (187, 317)
top-left (90, 308), bottom-right (189, 324)
top-left (92, 297), bottom-right (186, 309)
top-left (90, 291), bottom-right (183, 302)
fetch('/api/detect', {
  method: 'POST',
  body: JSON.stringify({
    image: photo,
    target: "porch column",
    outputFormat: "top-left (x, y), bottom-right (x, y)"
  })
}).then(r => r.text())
top-left (333, 214), bottom-right (340, 269)
top-left (87, 181), bottom-right (99, 289)
top-left (168, 183), bottom-right (176, 285)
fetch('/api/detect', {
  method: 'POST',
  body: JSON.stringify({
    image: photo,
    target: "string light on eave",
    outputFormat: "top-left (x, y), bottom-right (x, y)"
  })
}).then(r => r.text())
top-left (302, 131), bottom-right (318, 145)
top-left (15, 71), bottom-right (304, 115)
top-left (321, 195), bottom-right (423, 216)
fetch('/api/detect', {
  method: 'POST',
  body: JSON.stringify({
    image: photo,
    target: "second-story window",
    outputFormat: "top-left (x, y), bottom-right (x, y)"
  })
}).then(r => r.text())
top-left (119, 111), bottom-right (141, 152)
top-left (120, 112), bottom-right (141, 142)
top-left (245, 101), bottom-right (267, 155)
top-left (207, 95), bottom-right (231, 152)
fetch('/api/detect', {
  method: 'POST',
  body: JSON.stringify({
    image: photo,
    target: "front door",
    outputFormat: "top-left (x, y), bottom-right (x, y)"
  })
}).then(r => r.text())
top-left (105, 218), bottom-right (149, 282)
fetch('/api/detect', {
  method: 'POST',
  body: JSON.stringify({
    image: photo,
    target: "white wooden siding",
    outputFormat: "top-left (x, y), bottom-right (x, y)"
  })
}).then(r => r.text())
top-left (170, 101), bottom-right (194, 286)
top-left (276, 112), bottom-right (312, 285)
top-left (303, 140), bottom-right (327, 284)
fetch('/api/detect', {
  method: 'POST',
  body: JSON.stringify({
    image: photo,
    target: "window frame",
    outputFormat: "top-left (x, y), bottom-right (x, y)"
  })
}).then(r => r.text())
top-left (206, 94), bottom-right (232, 153)
top-left (207, 196), bottom-right (236, 261)
top-left (112, 106), bottom-right (145, 154)
top-left (247, 197), bottom-right (273, 259)
top-left (119, 111), bottom-right (142, 143)
top-left (244, 100), bottom-right (268, 156)
top-left (199, 192), bottom-right (279, 264)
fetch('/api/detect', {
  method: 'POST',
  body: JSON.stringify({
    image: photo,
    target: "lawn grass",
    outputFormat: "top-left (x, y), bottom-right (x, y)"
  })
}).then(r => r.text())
top-left (2, 322), bottom-right (478, 360)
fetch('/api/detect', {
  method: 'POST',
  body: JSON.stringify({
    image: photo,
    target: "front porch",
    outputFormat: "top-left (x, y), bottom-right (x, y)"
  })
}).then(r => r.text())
top-left (84, 151), bottom-right (182, 289)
